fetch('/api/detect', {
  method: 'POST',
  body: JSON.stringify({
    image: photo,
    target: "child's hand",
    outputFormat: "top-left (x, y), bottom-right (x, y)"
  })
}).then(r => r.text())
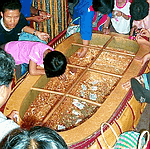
top-left (135, 54), bottom-right (150, 66)
top-left (31, 16), bottom-right (45, 23)
top-left (130, 26), bottom-right (137, 36)
top-left (39, 10), bottom-right (52, 20)
top-left (136, 35), bottom-right (150, 46)
top-left (115, 10), bottom-right (122, 17)
top-left (103, 28), bottom-right (110, 35)
top-left (7, 110), bottom-right (19, 123)
top-left (140, 29), bottom-right (150, 37)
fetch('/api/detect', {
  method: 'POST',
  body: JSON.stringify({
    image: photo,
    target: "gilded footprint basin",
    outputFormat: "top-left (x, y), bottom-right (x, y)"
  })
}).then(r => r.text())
top-left (4, 33), bottom-right (148, 148)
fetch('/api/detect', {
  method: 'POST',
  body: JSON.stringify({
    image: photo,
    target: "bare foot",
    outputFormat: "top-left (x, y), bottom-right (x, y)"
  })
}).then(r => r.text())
top-left (78, 48), bottom-right (88, 58)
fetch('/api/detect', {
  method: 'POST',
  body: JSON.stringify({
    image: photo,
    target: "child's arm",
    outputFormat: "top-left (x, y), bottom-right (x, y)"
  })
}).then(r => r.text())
top-left (135, 53), bottom-right (150, 66)
top-left (121, 12), bottom-right (131, 20)
top-left (136, 35), bottom-right (150, 46)
top-left (103, 17), bottom-right (110, 34)
top-left (29, 60), bottom-right (45, 76)
top-left (115, 10), bottom-right (131, 20)
top-left (140, 29), bottom-right (150, 37)
top-left (130, 26), bottom-right (137, 36)
top-left (67, 58), bottom-right (77, 73)
top-left (23, 26), bottom-right (50, 41)
top-left (141, 53), bottom-right (150, 66)
top-left (26, 16), bottom-right (45, 23)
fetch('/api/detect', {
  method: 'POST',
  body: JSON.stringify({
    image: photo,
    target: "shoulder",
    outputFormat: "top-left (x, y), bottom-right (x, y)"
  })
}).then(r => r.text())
top-left (19, 13), bottom-right (27, 21)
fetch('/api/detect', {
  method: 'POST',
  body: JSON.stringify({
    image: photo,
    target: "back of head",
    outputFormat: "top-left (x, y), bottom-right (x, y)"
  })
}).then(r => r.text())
top-left (92, 0), bottom-right (114, 14)
top-left (0, 48), bottom-right (15, 87)
top-left (44, 51), bottom-right (67, 78)
top-left (3, 126), bottom-right (68, 149)
top-left (130, 0), bottom-right (149, 21)
top-left (1, 0), bottom-right (22, 13)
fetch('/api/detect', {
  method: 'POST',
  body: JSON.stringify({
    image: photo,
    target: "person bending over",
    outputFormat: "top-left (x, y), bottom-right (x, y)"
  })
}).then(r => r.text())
top-left (2, 126), bottom-right (68, 149)
top-left (1, 41), bottom-right (67, 77)
top-left (73, 0), bottom-right (114, 57)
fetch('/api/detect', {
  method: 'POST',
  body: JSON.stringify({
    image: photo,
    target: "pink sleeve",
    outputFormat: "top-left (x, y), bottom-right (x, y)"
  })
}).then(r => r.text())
top-left (29, 43), bottom-right (53, 65)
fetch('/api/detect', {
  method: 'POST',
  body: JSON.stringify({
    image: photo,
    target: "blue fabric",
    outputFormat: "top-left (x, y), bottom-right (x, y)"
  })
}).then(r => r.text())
top-left (108, 13), bottom-right (112, 18)
top-left (142, 74), bottom-right (150, 90)
top-left (20, 0), bottom-right (32, 17)
top-left (21, 63), bottom-right (28, 76)
top-left (73, 0), bottom-right (94, 40)
top-left (18, 32), bottom-right (47, 44)
top-left (73, 0), bottom-right (112, 41)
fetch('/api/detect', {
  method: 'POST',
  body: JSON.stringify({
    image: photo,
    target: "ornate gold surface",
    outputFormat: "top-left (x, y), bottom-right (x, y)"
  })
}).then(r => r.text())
top-left (4, 33), bottom-right (148, 147)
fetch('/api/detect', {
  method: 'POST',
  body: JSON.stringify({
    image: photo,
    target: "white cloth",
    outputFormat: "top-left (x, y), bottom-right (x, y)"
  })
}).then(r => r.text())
top-left (111, 0), bottom-right (131, 34)
top-left (0, 112), bottom-right (19, 142)
top-left (0, 18), bottom-right (12, 32)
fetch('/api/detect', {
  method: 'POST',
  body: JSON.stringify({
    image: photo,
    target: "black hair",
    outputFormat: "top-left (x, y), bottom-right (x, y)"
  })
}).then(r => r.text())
top-left (0, 48), bottom-right (15, 87)
top-left (1, 0), bottom-right (22, 13)
top-left (2, 126), bottom-right (68, 149)
top-left (92, 0), bottom-right (114, 14)
top-left (130, 1), bottom-right (149, 21)
top-left (44, 51), bottom-right (67, 78)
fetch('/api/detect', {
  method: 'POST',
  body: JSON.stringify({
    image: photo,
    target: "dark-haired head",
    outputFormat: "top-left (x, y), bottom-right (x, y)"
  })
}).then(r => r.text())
top-left (92, 0), bottom-right (114, 14)
top-left (44, 51), bottom-right (67, 78)
top-left (130, 1), bottom-right (149, 21)
top-left (1, 0), bottom-right (22, 13)
top-left (0, 48), bottom-right (15, 87)
top-left (2, 126), bottom-right (68, 149)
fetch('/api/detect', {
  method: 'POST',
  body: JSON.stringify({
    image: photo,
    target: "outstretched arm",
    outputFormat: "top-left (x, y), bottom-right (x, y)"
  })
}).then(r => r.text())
top-left (30, 6), bottom-right (51, 19)
top-left (26, 16), bottom-right (45, 23)
top-left (29, 60), bottom-right (45, 76)
top-left (136, 35), bottom-right (150, 46)
top-left (140, 29), bottom-right (150, 37)
top-left (22, 26), bottom-right (50, 41)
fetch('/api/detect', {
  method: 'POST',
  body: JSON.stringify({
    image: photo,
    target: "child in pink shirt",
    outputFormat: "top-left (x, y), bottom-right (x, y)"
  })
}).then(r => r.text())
top-left (129, 0), bottom-right (149, 40)
top-left (4, 41), bottom-right (67, 77)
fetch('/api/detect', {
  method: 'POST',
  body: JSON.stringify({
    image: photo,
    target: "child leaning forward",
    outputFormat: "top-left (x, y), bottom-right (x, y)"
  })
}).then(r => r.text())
top-left (2, 41), bottom-right (67, 78)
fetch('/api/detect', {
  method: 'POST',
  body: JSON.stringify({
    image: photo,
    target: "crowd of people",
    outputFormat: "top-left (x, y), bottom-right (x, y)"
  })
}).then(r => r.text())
top-left (0, 0), bottom-right (150, 148)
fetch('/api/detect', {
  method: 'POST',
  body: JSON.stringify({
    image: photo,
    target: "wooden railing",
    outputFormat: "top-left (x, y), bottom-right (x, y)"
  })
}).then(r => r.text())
top-left (32, 0), bottom-right (69, 45)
